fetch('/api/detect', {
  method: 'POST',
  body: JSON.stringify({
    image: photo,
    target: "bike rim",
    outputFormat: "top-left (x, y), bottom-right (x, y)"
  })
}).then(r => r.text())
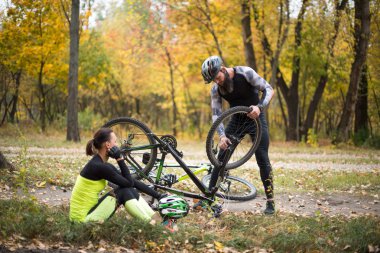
top-left (105, 121), bottom-right (155, 172)
top-left (209, 110), bottom-right (260, 169)
top-left (202, 175), bottom-right (256, 200)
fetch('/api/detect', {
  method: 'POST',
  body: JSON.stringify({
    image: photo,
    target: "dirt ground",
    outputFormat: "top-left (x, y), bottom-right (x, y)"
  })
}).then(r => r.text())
top-left (1, 184), bottom-right (378, 218)
top-left (1, 145), bottom-right (379, 217)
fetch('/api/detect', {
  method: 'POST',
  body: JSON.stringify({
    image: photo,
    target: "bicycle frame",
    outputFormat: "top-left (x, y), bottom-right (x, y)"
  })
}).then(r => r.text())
top-left (122, 133), bottom-right (223, 203)
top-left (144, 162), bottom-right (211, 183)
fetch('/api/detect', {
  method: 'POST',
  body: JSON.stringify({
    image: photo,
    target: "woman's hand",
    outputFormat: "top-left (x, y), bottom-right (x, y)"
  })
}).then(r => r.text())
top-left (107, 146), bottom-right (123, 160)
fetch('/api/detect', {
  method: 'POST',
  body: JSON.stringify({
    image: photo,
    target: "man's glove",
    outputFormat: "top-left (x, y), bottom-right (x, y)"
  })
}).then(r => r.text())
top-left (107, 146), bottom-right (123, 159)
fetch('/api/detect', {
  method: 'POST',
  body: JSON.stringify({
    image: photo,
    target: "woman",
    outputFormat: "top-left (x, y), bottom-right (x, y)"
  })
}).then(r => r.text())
top-left (69, 128), bottom-right (166, 223)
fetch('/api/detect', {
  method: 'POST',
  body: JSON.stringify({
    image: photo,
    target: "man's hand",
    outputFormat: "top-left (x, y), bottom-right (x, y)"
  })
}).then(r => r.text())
top-left (247, 105), bottom-right (260, 119)
top-left (219, 136), bottom-right (232, 150)
top-left (107, 146), bottom-right (123, 160)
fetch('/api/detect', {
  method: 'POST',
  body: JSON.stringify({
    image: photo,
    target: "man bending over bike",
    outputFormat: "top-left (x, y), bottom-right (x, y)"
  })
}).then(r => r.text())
top-left (200, 56), bottom-right (275, 215)
top-left (69, 128), bottom-right (187, 230)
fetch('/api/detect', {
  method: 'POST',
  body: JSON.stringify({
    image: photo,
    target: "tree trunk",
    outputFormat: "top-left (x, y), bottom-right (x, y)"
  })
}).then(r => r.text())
top-left (285, 0), bottom-right (308, 141)
top-left (0, 151), bottom-right (15, 171)
top-left (302, 0), bottom-right (348, 140)
top-left (9, 70), bottom-right (21, 123)
top-left (66, 0), bottom-right (81, 142)
top-left (176, 65), bottom-right (203, 139)
top-left (165, 47), bottom-right (178, 136)
top-left (241, 0), bottom-right (257, 71)
top-left (336, 0), bottom-right (370, 143)
top-left (269, 0), bottom-right (290, 87)
top-left (37, 61), bottom-right (47, 131)
top-left (354, 64), bottom-right (368, 136)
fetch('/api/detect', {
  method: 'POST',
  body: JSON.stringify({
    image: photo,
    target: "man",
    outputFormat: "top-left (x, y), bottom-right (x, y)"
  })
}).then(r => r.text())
top-left (201, 55), bottom-right (275, 214)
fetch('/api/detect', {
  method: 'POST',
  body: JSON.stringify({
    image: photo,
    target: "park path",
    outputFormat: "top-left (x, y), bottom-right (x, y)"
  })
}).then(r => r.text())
top-left (2, 145), bottom-right (380, 171)
top-left (1, 144), bottom-right (379, 217)
top-left (1, 184), bottom-right (379, 218)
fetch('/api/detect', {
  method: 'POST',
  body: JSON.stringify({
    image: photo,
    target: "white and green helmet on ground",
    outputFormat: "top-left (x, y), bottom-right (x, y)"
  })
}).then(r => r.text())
top-left (158, 195), bottom-right (189, 219)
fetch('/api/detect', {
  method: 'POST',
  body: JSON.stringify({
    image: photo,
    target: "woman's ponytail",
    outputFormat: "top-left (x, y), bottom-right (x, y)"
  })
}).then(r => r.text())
top-left (86, 139), bottom-right (95, 156)
top-left (85, 128), bottom-right (113, 156)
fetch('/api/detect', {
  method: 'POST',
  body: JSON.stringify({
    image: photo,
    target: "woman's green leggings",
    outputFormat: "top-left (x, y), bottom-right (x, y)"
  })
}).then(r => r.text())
top-left (84, 190), bottom-right (155, 222)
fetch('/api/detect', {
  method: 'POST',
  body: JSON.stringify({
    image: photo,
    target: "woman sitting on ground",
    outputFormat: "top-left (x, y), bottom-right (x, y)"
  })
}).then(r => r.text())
top-left (69, 128), bottom-right (166, 223)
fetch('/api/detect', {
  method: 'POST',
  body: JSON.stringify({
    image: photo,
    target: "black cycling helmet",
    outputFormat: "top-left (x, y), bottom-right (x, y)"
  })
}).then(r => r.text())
top-left (201, 56), bottom-right (223, 83)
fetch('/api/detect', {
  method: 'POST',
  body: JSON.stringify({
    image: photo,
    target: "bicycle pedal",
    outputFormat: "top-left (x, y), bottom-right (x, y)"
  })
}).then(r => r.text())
top-left (142, 152), bottom-right (151, 164)
top-left (162, 174), bottom-right (177, 186)
top-left (209, 203), bottom-right (223, 218)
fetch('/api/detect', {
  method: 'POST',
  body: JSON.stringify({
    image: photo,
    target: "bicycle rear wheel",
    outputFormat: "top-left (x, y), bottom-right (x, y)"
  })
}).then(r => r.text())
top-left (201, 174), bottom-right (257, 201)
top-left (102, 117), bottom-right (157, 175)
top-left (206, 106), bottom-right (262, 170)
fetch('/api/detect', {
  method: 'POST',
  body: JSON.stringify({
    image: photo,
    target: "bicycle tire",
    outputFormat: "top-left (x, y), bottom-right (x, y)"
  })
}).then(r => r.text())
top-left (206, 106), bottom-right (262, 170)
top-left (201, 174), bottom-right (257, 201)
top-left (102, 117), bottom-right (157, 175)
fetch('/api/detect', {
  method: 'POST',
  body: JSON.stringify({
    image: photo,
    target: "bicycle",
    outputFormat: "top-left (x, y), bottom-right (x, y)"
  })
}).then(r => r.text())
top-left (102, 106), bottom-right (261, 207)
top-left (137, 137), bottom-right (257, 202)
top-left (206, 106), bottom-right (262, 170)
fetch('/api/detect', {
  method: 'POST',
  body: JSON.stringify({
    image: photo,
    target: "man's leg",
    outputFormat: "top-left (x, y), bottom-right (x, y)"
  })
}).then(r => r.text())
top-left (208, 115), bottom-right (242, 191)
top-left (254, 112), bottom-right (275, 214)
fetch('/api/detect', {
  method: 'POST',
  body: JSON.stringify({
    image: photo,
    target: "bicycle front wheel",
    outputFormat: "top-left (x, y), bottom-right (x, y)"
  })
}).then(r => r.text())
top-left (206, 106), bottom-right (262, 170)
top-left (102, 117), bottom-right (157, 175)
top-left (201, 174), bottom-right (257, 201)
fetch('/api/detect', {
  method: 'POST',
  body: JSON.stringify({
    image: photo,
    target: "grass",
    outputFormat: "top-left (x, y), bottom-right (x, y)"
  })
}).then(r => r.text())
top-left (0, 123), bottom-right (92, 148)
top-left (1, 127), bottom-right (379, 252)
top-left (231, 167), bottom-right (380, 195)
top-left (0, 199), bottom-right (379, 252)
top-left (1, 153), bottom-right (379, 196)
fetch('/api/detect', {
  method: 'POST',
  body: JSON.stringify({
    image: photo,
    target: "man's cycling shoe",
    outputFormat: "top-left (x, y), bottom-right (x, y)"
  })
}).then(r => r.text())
top-left (264, 200), bottom-right (275, 215)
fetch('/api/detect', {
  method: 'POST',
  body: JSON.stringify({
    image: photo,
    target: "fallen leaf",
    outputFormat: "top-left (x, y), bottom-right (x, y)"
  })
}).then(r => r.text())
top-left (146, 241), bottom-right (157, 248)
top-left (343, 244), bottom-right (351, 250)
top-left (36, 181), bottom-right (46, 188)
top-left (214, 241), bottom-right (224, 251)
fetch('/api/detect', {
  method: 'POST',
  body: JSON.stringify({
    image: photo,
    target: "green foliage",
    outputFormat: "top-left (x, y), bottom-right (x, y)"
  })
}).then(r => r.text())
top-left (0, 0), bottom-right (379, 141)
top-left (352, 129), bottom-right (380, 149)
top-left (363, 135), bottom-right (380, 149)
top-left (307, 128), bottom-right (319, 147)
top-left (353, 128), bottom-right (370, 146)
top-left (78, 108), bottom-right (104, 131)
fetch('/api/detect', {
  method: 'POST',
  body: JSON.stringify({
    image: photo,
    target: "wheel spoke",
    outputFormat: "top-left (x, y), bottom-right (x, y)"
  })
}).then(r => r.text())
top-left (102, 118), bottom-right (157, 174)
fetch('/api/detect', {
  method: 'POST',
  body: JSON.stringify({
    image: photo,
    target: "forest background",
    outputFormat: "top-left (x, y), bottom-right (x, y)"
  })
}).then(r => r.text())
top-left (0, 0), bottom-right (378, 147)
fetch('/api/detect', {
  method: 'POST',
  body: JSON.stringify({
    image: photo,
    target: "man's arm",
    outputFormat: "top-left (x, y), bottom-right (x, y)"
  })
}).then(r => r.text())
top-left (211, 84), bottom-right (225, 137)
top-left (235, 66), bottom-right (274, 109)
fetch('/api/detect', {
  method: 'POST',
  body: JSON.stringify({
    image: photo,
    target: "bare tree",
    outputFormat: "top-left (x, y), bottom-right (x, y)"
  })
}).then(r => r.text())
top-left (354, 64), bottom-right (369, 138)
top-left (66, 0), bottom-right (81, 142)
top-left (336, 0), bottom-right (370, 143)
top-left (164, 0), bottom-right (226, 64)
top-left (240, 0), bottom-right (257, 70)
top-left (302, 0), bottom-right (348, 140)
top-left (165, 47), bottom-right (179, 136)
